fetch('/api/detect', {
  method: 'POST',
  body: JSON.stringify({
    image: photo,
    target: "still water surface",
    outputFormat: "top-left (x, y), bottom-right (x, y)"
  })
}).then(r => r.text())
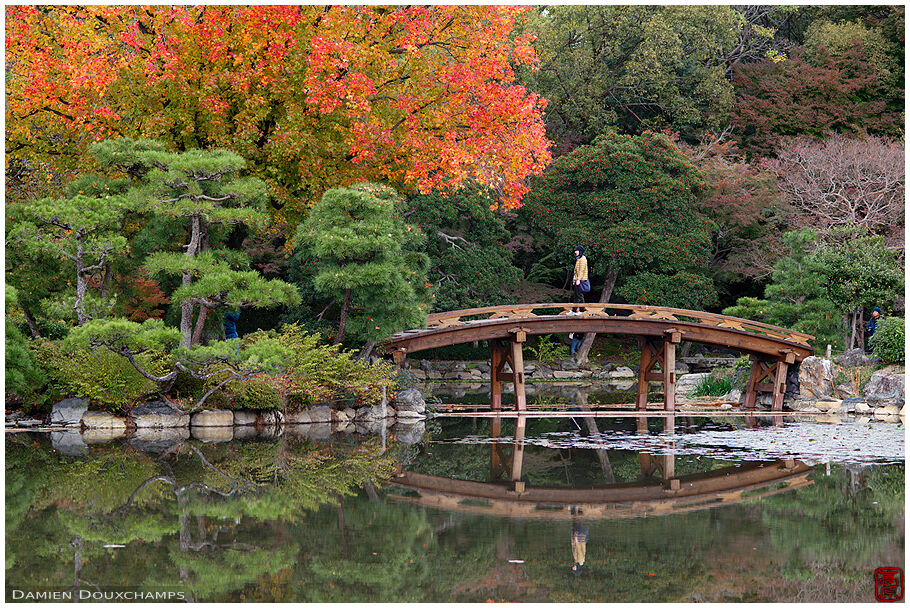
top-left (5, 414), bottom-right (904, 602)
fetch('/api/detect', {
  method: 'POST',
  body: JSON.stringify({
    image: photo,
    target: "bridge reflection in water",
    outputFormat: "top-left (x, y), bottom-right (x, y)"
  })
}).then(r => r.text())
top-left (389, 414), bottom-right (812, 520)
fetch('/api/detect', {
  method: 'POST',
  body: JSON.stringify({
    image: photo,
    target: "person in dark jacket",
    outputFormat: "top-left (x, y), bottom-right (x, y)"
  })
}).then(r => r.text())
top-left (866, 307), bottom-right (882, 352)
top-left (224, 309), bottom-right (241, 340)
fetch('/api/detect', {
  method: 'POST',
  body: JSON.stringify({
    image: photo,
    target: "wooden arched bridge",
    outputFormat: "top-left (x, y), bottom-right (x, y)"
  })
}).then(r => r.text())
top-left (389, 454), bottom-right (812, 520)
top-left (384, 303), bottom-right (814, 412)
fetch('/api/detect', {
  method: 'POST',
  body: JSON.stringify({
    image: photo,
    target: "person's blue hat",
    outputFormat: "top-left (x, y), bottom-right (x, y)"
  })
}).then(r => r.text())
top-left (874, 307), bottom-right (882, 313)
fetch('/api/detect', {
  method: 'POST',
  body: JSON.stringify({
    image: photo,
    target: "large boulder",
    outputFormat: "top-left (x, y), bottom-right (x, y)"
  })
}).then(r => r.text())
top-left (835, 348), bottom-right (879, 368)
top-left (553, 370), bottom-right (585, 379)
top-left (355, 404), bottom-right (391, 422)
top-left (797, 356), bottom-right (835, 399)
top-left (863, 371), bottom-right (905, 406)
top-left (81, 411), bottom-right (128, 430)
top-left (190, 409), bottom-right (234, 427)
top-left (720, 389), bottom-right (743, 404)
top-left (233, 410), bottom-right (259, 426)
top-left (675, 373), bottom-right (710, 397)
top-left (130, 401), bottom-right (189, 428)
top-left (258, 410), bottom-right (285, 427)
top-left (610, 366), bottom-right (635, 379)
top-left (307, 405), bottom-right (333, 424)
top-left (786, 399), bottom-right (822, 413)
top-left (286, 410), bottom-right (312, 425)
top-left (835, 382), bottom-right (858, 398)
top-left (392, 389), bottom-right (426, 415)
top-left (50, 398), bottom-right (89, 427)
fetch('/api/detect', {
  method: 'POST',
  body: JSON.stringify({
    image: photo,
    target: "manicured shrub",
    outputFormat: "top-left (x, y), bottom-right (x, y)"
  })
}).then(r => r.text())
top-left (871, 317), bottom-right (905, 364)
top-left (233, 375), bottom-right (284, 411)
top-left (36, 340), bottom-right (173, 411)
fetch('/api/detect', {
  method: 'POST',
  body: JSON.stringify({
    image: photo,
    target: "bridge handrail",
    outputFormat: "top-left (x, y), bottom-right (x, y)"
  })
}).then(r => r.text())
top-left (411, 302), bottom-right (814, 347)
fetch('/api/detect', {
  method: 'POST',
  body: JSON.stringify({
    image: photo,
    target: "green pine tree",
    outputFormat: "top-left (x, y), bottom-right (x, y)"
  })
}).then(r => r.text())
top-left (723, 229), bottom-right (843, 349)
top-left (113, 142), bottom-right (301, 346)
top-left (295, 182), bottom-right (431, 345)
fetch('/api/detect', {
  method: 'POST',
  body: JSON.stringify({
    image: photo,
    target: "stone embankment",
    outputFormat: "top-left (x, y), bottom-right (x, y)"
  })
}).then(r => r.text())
top-left (14, 388), bottom-right (428, 452)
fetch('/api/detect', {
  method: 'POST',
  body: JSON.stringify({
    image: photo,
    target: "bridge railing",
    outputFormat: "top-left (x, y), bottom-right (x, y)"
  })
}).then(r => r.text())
top-left (418, 302), bottom-right (813, 348)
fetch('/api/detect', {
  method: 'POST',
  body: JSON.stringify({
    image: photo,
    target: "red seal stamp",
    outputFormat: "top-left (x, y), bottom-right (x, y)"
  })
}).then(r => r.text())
top-left (875, 567), bottom-right (903, 602)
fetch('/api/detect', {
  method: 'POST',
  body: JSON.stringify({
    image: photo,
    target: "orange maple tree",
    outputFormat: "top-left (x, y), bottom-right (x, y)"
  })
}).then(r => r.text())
top-left (6, 5), bottom-right (551, 218)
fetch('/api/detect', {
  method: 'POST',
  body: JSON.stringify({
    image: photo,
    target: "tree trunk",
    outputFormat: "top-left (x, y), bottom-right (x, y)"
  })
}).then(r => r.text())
top-left (191, 304), bottom-right (209, 346)
top-left (21, 306), bottom-right (40, 337)
top-left (74, 251), bottom-right (89, 325)
top-left (575, 265), bottom-right (618, 364)
top-left (180, 215), bottom-right (203, 347)
top-left (356, 340), bottom-right (376, 361)
top-left (335, 288), bottom-right (352, 345)
top-left (843, 314), bottom-right (852, 352)
top-left (100, 265), bottom-right (113, 299)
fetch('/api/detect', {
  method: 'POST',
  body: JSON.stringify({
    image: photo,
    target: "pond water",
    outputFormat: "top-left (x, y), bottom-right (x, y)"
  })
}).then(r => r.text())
top-left (5, 413), bottom-right (905, 602)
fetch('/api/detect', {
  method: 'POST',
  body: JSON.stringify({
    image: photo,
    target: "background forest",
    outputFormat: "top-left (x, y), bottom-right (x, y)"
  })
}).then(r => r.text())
top-left (5, 6), bottom-right (905, 409)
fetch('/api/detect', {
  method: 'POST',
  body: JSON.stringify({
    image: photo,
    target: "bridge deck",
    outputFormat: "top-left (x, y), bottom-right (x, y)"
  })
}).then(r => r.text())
top-left (384, 303), bottom-right (814, 413)
top-left (386, 302), bottom-right (813, 360)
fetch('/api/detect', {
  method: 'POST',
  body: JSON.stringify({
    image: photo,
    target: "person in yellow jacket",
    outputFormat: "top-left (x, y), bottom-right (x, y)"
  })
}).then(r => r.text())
top-left (570, 246), bottom-right (589, 314)
top-left (570, 507), bottom-right (588, 576)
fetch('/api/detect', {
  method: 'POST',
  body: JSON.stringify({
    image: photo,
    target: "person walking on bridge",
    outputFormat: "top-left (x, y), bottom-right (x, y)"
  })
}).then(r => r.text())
top-left (569, 246), bottom-right (590, 315)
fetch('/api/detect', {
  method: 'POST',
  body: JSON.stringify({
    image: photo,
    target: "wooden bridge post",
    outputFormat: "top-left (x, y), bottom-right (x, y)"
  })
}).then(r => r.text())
top-left (509, 329), bottom-right (527, 412)
top-left (636, 338), bottom-right (654, 411)
top-left (490, 339), bottom-right (505, 413)
top-left (771, 360), bottom-right (788, 411)
top-left (663, 331), bottom-right (680, 412)
top-left (743, 355), bottom-right (761, 411)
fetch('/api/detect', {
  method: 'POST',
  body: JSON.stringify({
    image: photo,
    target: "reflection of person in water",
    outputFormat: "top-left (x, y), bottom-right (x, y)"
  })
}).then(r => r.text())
top-left (569, 507), bottom-right (588, 576)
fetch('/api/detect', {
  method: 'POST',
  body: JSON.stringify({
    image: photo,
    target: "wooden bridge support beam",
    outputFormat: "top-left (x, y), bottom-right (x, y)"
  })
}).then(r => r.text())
top-left (490, 340), bottom-right (506, 413)
top-left (743, 352), bottom-right (794, 412)
top-left (510, 330), bottom-right (527, 412)
top-left (489, 331), bottom-right (527, 412)
top-left (635, 330), bottom-right (680, 411)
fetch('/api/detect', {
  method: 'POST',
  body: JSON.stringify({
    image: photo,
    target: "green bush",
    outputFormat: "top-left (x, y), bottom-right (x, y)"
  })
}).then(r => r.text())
top-left (233, 375), bottom-right (283, 410)
top-left (871, 317), bottom-right (905, 364)
top-left (222, 324), bottom-right (399, 411)
top-left (36, 340), bottom-right (173, 411)
top-left (5, 321), bottom-right (45, 399)
top-left (693, 371), bottom-right (733, 397)
top-left (531, 335), bottom-right (569, 364)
